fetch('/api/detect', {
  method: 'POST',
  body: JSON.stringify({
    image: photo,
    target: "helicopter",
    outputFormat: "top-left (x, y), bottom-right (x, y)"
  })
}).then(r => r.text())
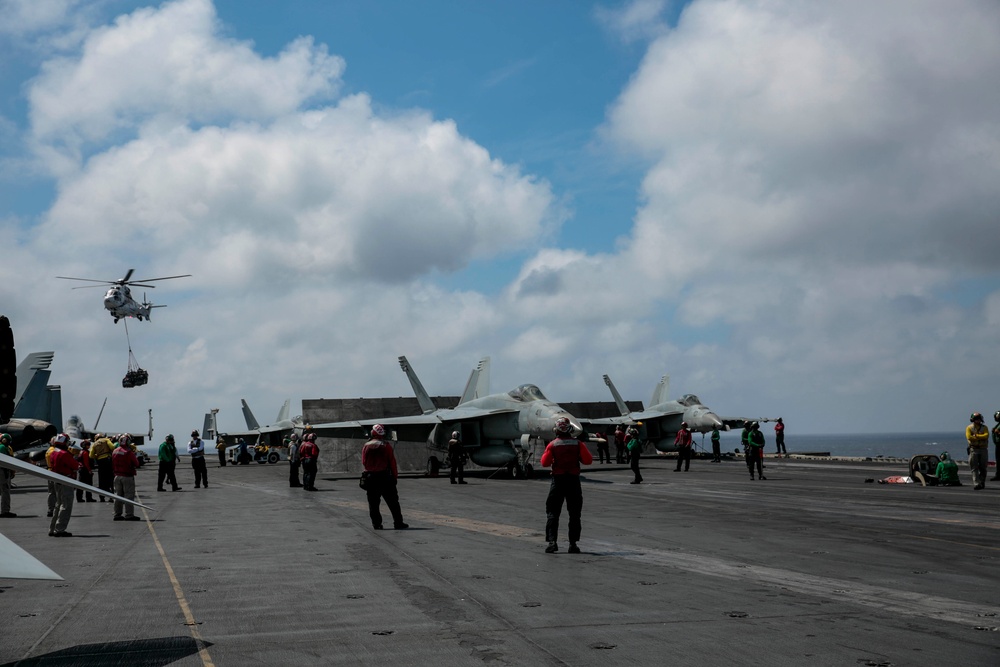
top-left (56, 269), bottom-right (191, 323)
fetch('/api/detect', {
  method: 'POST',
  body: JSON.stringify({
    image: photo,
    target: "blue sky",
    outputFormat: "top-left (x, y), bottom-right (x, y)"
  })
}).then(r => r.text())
top-left (2, 0), bottom-right (999, 438)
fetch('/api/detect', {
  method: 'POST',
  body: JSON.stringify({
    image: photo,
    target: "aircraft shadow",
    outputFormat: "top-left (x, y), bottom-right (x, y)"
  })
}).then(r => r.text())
top-left (1, 635), bottom-right (210, 667)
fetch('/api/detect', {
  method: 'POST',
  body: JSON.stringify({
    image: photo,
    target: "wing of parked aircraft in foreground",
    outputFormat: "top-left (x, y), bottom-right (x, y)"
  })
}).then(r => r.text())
top-left (0, 453), bottom-right (153, 580)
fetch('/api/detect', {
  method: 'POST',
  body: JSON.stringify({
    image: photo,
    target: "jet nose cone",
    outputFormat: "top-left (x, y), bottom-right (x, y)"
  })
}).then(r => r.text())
top-left (693, 412), bottom-right (724, 431)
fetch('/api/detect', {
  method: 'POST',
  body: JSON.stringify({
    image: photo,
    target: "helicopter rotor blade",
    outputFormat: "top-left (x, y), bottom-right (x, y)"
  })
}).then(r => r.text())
top-left (55, 276), bottom-right (117, 284)
top-left (127, 274), bottom-right (192, 285)
top-left (121, 269), bottom-right (134, 284)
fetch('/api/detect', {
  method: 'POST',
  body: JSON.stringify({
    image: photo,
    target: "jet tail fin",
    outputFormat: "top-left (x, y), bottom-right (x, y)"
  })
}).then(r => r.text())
top-left (603, 374), bottom-right (631, 416)
top-left (398, 356), bottom-right (436, 414)
top-left (275, 399), bottom-right (290, 424)
top-left (12, 352), bottom-right (55, 419)
top-left (202, 411), bottom-right (219, 440)
top-left (650, 375), bottom-right (670, 407)
top-left (458, 357), bottom-right (490, 405)
top-left (241, 400), bottom-right (260, 431)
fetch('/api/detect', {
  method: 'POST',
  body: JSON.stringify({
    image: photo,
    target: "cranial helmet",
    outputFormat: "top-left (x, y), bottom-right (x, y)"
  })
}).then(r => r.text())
top-left (290, 433), bottom-right (300, 441)
top-left (451, 431), bottom-right (461, 440)
top-left (940, 451), bottom-right (950, 460)
top-left (304, 433), bottom-right (316, 442)
top-left (0, 433), bottom-right (11, 445)
top-left (191, 429), bottom-right (200, 437)
top-left (372, 424), bottom-right (386, 438)
top-left (994, 411), bottom-right (1000, 423)
top-left (751, 421), bottom-right (760, 430)
top-left (681, 421), bottom-right (688, 428)
top-left (166, 434), bottom-right (174, 442)
top-left (118, 434), bottom-right (131, 445)
top-left (55, 433), bottom-right (70, 447)
top-left (554, 417), bottom-right (572, 435)
top-left (971, 412), bottom-right (983, 422)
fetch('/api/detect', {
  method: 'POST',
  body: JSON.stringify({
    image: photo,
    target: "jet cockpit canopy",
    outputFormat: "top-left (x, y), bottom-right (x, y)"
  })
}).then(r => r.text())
top-left (508, 384), bottom-right (547, 402)
top-left (677, 394), bottom-right (702, 407)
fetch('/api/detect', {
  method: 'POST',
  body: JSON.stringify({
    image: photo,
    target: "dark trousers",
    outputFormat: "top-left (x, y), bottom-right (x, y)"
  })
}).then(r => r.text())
top-left (545, 474), bottom-right (582, 544)
top-left (630, 452), bottom-right (642, 483)
top-left (96, 458), bottom-right (114, 494)
top-left (157, 461), bottom-right (179, 489)
top-left (746, 449), bottom-right (763, 477)
top-left (366, 471), bottom-right (404, 528)
top-left (597, 442), bottom-right (611, 464)
top-left (615, 442), bottom-right (625, 464)
top-left (675, 447), bottom-right (692, 471)
top-left (450, 460), bottom-right (464, 483)
top-left (289, 460), bottom-right (302, 487)
top-left (192, 457), bottom-right (208, 487)
top-left (775, 434), bottom-right (786, 454)
top-left (218, 450), bottom-right (227, 467)
top-left (302, 458), bottom-right (317, 490)
top-left (76, 468), bottom-right (95, 502)
top-left (712, 440), bottom-right (721, 461)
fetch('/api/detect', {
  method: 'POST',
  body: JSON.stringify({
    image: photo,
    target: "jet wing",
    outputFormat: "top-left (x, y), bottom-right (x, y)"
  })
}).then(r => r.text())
top-left (312, 408), bottom-right (520, 443)
top-left (0, 533), bottom-right (62, 580)
top-left (0, 452), bottom-right (154, 580)
top-left (720, 416), bottom-right (776, 430)
top-left (0, 453), bottom-right (153, 510)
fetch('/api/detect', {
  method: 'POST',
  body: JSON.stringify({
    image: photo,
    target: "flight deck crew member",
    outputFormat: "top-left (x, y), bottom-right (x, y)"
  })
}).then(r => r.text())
top-left (48, 433), bottom-right (79, 536)
top-left (934, 452), bottom-right (962, 486)
top-left (992, 412), bottom-right (1000, 481)
top-left (188, 430), bottom-right (208, 488)
top-left (774, 418), bottom-right (786, 457)
top-left (361, 425), bottom-right (408, 529)
top-left (626, 426), bottom-right (643, 484)
top-left (74, 440), bottom-right (95, 502)
top-left (112, 435), bottom-right (141, 521)
top-left (157, 434), bottom-right (182, 491)
top-left (90, 433), bottom-right (115, 500)
top-left (448, 431), bottom-right (466, 484)
top-left (45, 438), bottom-right (58, 516)
top-left (674, 422), bottom-right (693, 472)
top-left (216, 436), bottom-right (228, 467)
top-left (966, 412), bottom-right (989, 490)
top-left (710, 426), bottom-right (721, 463)
top-left (595, 431), bottom-right (612, 465)
top-left (299, 433), bottom-right (319, 491)
top-left (287, 434), bottom-right (302, 487)
top-left (540, 416), bottom-right (593, 554)
top-left (746, 422), bottom-right (765, 480)
top-left (614, 425), bottom-right (626, 464)
top-left (0, 433), bottom-right (16, 517)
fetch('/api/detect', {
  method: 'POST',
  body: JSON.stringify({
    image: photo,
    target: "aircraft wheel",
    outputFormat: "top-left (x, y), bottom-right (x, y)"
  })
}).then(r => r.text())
top-left (267, 452), bottom-right (279, 464)
top-left (426, 456), bottom-right (441, 476)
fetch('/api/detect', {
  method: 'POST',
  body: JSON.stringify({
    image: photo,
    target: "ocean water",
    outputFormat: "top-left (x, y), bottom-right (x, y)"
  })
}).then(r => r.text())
top-left (707, 431), bottom-right (980, 460)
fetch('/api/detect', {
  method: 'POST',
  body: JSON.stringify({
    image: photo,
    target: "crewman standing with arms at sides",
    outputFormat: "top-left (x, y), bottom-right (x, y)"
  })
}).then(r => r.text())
top-left (0, 433), bottom-right (16, 517)
top-left (614, 425), bottom-right (626, 464)
top-left (626, 426), bottom-right (643, 484)
top-left (112, 435), bottom-right (141, 521)
top-left (966, 412), bottom-right (989, 490)
top-left (73, 440), bottom-right (95, 502)
top-left (746, 422), bottom-right (766, 480)
top-left (48, 433), bottom-right (79, 536)
top-left (774, 418), bottom-right (786, 457)
top-left (710, 425), bottom-right (722, 463)
top-left (299, 433), bottom-right (319, 491)
top-left (540, 416), bottom-right (593, 554)
top-left (361, 424), bottom-right (408, 530)
top-left (156, 434), bottom-right (182, 492)
top-left (215, 436), bottom-right (228, 467)
top-left (448, 431), bottom-right (466, 484)
top-left (90, 433), bottom-right (115, 501)
top-left (287, 434), bottom-right (302, 487)
top-left (991, 412), bottom-right (1000, 481)
top-left (674, 422), bottom-right (693, 472)
top-left (188, 429), bottom-right (208, 488)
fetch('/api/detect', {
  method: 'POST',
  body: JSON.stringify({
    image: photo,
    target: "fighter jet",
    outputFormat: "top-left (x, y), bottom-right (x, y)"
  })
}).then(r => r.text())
top-left (582, 374), bottom-right (772, 453)
top-left (0, 351), bottom-right (60, 453)
top-left (202, 400), bottom-right (305, 463)
top-left (311, 356), bottom-right (583, 478)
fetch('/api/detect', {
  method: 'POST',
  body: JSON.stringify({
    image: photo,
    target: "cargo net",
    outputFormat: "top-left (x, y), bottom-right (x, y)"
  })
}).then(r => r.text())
top-left (122, 320), bottom-right (148, 388)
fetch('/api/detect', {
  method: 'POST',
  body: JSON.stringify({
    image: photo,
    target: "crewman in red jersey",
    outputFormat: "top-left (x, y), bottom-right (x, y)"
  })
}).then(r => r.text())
top-left (540, 417), bottom-right (593, 554)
